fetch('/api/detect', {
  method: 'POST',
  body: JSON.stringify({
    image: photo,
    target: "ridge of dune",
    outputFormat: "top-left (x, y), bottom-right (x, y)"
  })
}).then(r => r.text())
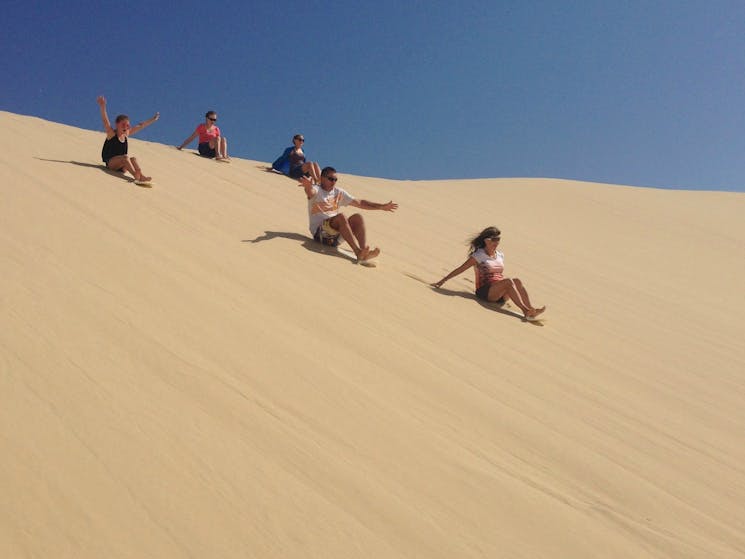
top-left (1, 111), bottom-right (744, 558)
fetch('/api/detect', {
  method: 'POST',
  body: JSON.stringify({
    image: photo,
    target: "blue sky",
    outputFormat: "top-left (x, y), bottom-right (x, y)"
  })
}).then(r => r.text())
top-left (3, 0), bottom-right (744, 191)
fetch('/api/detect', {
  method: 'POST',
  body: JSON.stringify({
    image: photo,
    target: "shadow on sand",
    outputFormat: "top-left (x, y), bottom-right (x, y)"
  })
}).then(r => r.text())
top-left (258, 164), bottom-right (280, 174)
top-left (403, 272), bottom-right (540, 323)
top-left (257, 165), bottom-right (300, 182)
top-left (243, 231), bottom-right (355, 263)
top-left (35, 158), bottom-right (133, 183)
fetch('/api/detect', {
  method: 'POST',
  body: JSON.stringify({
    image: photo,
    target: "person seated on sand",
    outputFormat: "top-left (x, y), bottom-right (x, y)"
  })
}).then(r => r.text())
top-left (177, 110), bottom-right (229, 161)
top-left (299, 166), bottom-right (397, 266)
top-left (432, 226), bottom-right (546, 321)
top-left (273, 134), bottom-right (321, 183)
top-left (97, 95), bottom-right (159, 185)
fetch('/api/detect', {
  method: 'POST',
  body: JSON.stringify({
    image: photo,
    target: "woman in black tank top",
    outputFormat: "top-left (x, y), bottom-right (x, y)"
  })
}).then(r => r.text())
top-left (96, 95), bottom-right (159, 184)
top-left (101, 133), bottom-right (127, 164)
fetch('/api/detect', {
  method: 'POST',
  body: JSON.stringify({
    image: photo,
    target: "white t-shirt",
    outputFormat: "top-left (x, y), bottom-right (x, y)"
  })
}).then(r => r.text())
top-left (472, 248), bottom-right (504, 290)
top-left (307, 185), bottom-right (355, 234)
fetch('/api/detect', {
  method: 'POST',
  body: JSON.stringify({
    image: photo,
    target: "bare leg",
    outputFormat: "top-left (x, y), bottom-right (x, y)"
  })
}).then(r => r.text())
top-left (348, 213), bottom-right (366, 249)
top-left (513, 278), bottom-right (545, 317)
top-left (220, 137), bottom-right (229, 159)
top-left (107, 154), bottom-right (134, 175)
top-left (329, 213), bottom-right (363, 257)
top-left (513, 278), bottom-right (533, 308)
top-left (107, 155), bottom-right (150, 182)
top-left (348, 213), bottom-right (380, 260)
top-left (486, 279), bottom-right (543, 318)
top-left (310, 161), bottom-right (321, 183)
top-left (302, 161), bottom-right (321, 182)
top-left (327, 213), bottom-right (380, 261)
top-left (208, 139), bottom-right (221, 159)
top-left (129, 157), bottom-right (151, 182)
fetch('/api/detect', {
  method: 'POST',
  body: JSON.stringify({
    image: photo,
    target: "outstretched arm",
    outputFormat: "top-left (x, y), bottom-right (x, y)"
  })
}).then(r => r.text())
top-left (177, 130), bottom-right (199, 150)
top-left (432, 257), bottom-right (477, 288)
top-left (130, 112), bottom-right (160, 135)
top-left (298, 175), bottom-right (317, 199)
top-left (96, 96), bottom-right (114, 137)
top-left (351, 199), bottom-right (398, 212)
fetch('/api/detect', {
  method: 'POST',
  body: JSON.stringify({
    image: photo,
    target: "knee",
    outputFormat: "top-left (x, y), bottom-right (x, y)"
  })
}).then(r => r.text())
top-left (348, 213), bottom-right (364, 226)
top-left (332, 213), bottom-right (349, 227)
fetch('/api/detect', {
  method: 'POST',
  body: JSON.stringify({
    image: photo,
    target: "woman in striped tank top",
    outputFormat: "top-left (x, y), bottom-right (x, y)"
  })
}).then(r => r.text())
top-left (432, 226), bottom-right (545, 321)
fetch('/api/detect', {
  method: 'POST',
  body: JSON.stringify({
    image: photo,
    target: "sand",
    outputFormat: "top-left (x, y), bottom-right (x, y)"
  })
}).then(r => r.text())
top-left (1, 111), bottom-right (744, 558)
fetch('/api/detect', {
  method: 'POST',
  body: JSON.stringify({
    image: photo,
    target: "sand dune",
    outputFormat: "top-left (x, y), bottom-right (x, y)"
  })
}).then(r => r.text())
top-left (1, 111), bottom-right (744, 558)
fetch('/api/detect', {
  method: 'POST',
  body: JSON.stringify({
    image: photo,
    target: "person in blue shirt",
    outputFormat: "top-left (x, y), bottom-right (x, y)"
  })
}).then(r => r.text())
top-left (272, 134), bottom-right (321, 182)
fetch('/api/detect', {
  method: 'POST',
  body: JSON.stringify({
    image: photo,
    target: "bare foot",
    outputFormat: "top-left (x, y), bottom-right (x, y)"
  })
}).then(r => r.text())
top-left (136, 175), bottom-right (152, 183)
top-left (525, 306), bottom-right (546, 319)
top-left (365, 247), bottom-right (380, 260)
top-left (356, 246), bottom-right (370, 261)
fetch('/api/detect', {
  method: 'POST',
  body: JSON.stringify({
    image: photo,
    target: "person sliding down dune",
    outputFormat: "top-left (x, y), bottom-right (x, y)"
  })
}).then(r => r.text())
top-left (299, 167), bottom-right (397, 266)
top-left (273, 134), bottom-right (321, 183)
top-left (97, 95), bottom-right (159, 185)
top-left (432, 226), bottom-right (545, 321)
top-left (177, 110), bottom-right (230, 161)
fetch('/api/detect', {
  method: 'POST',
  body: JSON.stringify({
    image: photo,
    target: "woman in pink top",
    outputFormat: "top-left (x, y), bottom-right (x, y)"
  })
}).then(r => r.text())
top-left (432, 226), bottom-right (545, 321)
top-left (177, 110), bottom-right (229, 161)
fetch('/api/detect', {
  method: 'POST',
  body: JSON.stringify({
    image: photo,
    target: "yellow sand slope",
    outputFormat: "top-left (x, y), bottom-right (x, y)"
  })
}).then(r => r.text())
top-left (1, 111), bottom-right (744, 558)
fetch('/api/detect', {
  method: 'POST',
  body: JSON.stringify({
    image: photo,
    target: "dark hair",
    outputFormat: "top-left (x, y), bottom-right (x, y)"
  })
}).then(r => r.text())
top-left (468, 226), bottom-right (501, 255)
top-left (293, 134), bottom-right (304, 141)
top-left (205, 111), bottom-right (217, 118)
top-left (321, 166), bottom-right (336, 177)
top-left (114, 114), bottom-right (129, 123)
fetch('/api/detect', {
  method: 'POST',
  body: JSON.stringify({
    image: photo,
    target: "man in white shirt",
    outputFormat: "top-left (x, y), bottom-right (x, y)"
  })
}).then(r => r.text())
top-left (300, 167), bottom-right (398, 266)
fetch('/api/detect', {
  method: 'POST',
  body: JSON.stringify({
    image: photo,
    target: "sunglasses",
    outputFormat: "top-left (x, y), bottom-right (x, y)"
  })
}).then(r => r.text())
top-left (208, 117), bottom-right (217, 122)
top-left (489, 236), bottom-right (501, 241)
top-left (326, 176), bottom-right (338, 182)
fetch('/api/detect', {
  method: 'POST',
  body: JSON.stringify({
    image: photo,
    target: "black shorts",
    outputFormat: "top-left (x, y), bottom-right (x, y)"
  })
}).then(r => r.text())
top-left (198, 142), bottom-right (216, 158)
top-left (103, 157), bottom-right (126, 170)
top-left (288, 165), bottom-right (308, 179)
top-left (476, 284), bottom-right (505, 305)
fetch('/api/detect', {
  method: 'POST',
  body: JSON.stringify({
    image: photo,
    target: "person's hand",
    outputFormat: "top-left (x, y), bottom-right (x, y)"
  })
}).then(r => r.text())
top-left (431, 280), bottom-right (444, 289)
top-left (96, 95), bottom-right (106, 107)
top-left (382, 200), bottom-right (398, 212)
top-left (298, 175), bottom-right (313, 189)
